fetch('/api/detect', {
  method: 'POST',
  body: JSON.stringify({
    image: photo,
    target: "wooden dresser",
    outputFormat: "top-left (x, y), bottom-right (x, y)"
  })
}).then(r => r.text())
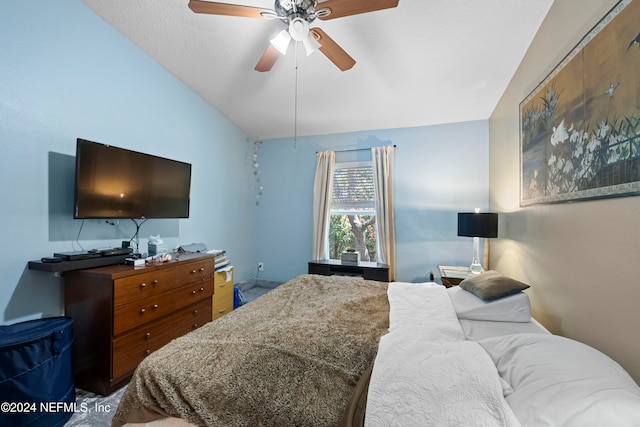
top-left (64, 253), bottom-right (214, 395)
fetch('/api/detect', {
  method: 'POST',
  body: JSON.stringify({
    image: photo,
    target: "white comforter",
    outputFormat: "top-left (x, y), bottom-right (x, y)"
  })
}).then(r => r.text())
top-left (365, 282), bottom-right (521, 427)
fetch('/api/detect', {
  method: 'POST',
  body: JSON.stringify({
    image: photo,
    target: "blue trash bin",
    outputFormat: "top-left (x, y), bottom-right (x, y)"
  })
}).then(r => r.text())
top-left (233, 286), bottom-right (246, 308)
top-left (0, 317), bottom-right (75, 427)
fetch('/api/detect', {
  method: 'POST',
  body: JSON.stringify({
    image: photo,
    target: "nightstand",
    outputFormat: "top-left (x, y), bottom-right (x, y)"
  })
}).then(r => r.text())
top-left (438, 265), bottom-right (472, 288)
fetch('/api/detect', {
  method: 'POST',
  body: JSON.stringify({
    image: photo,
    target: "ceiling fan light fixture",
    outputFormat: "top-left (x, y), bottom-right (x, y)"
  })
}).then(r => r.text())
top-left (289, 17), bottom-right (309, 41)
top-left (270, 29), bottom-right (291, 55)
top-left (302, 32), bottom-right (321, 56)
top-left (188, 0), bottom-right (400, 72)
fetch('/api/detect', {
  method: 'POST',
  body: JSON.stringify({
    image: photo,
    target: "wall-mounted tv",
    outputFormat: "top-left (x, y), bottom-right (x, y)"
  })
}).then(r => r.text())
top-left (74, 138), bottom-right (191, 219)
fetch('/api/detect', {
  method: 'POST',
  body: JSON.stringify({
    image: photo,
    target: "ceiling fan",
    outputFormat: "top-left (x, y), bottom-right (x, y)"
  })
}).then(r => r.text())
top-left (188, 0), bottom-right (399, 72)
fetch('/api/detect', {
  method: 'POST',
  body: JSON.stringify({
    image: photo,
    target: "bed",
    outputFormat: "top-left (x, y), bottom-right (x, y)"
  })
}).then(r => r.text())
top-left (112, 274), bottom-right (389, 426)
top-left (112, 272), bottom-right (640, 427)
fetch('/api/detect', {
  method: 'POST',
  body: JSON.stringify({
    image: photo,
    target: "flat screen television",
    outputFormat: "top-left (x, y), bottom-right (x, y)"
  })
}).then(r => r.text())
top-left (74, 138), bottom-right (191, 219)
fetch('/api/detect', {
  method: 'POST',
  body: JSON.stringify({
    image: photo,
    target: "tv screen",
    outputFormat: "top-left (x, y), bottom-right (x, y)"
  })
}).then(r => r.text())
top-left (74, 138), bottom-right (191, 219)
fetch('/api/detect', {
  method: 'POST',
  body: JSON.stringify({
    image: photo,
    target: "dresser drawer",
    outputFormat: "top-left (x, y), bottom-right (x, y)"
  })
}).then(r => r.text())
top-left (176, 259), bottom-right (215, 286)
top-left (212, 293), bottom-right (234, 320)
top-left (113, 290), bottom-right (177, 336)
top-left (173, 278), bottom-right (214, 312)
top-left (213, 268), bottom-right (233, 320)
top-left (214, 274), bottom-right (233, 297)
top-left (214, 269), bottom-right (233, 286)
top-left (113, 269), bottom-right (175, 307)
top-left (111, 315), bottom-right (175, 379)
top-left (173, 299), bottom-right (212, 336)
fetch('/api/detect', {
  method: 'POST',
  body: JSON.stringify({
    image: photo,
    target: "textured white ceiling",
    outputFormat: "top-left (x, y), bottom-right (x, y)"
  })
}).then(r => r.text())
top-left (80, 0), bottom-right (553, 141)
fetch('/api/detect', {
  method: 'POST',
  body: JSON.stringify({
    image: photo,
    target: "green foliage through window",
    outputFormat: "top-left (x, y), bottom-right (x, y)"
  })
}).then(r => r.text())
top-left (329, 162), bottom-right (377, 262)
top-left (329, 215), bottom-right (377, 262)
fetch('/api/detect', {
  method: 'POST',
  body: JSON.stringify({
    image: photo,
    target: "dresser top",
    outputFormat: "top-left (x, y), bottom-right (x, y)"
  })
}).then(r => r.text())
top-left (64, 253), bottom-right (214, 280)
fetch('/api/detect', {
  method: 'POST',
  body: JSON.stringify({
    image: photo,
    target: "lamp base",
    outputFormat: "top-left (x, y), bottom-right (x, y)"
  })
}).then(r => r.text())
top-left (469, 262), bottom-right (484, 275)
top-left (469, 236), bottom-right (484, 275)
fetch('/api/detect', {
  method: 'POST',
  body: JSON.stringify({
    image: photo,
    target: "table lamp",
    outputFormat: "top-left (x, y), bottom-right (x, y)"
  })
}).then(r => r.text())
top-left (457, 210), bottom-right (498, 274)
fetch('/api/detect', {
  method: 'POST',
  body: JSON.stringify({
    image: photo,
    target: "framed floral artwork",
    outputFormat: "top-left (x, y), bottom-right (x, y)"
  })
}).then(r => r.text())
top-left (520, 0), bottom-right (640, 206)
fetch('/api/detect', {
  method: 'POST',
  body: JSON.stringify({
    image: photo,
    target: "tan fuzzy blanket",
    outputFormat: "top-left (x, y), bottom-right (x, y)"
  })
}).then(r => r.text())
top-left (111, 274), bottom-right (389, 427)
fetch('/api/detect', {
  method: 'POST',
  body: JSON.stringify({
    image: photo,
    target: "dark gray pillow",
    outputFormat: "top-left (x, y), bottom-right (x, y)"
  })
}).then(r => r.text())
top-left (459, 270), bottom-right (530, 301)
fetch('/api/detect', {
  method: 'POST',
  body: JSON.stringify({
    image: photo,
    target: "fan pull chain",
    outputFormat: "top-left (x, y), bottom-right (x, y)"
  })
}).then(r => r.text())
top-left (294, 42), bottom-right (299, 148)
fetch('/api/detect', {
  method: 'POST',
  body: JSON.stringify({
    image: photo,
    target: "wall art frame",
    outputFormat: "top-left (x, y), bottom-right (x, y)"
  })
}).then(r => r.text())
top-left (520, 0), bottom-right (640, 206)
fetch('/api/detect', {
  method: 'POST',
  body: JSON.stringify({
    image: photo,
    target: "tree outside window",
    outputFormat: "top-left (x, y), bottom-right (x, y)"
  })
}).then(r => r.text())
top-left (329, 162), bottom-right (377, 262)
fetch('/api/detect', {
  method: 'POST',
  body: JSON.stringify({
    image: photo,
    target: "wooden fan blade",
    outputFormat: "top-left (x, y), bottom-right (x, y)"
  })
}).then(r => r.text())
top-left (311, 28), bottom-right (356, 71)
top-left (255, 44), bottom-right (280, 72)
top-left (188, 0), bottom-right (270, 19)
top-left (318, 0), bottom-right (399, 20)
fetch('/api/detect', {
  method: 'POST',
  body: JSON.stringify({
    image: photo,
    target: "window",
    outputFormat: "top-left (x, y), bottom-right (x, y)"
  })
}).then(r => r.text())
top-left (329, 161), bottom-right (377, 262)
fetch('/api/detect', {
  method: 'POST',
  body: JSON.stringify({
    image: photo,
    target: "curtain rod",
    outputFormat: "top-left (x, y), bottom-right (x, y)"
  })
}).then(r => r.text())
top-left (317, 144), bottom-right (396, 154)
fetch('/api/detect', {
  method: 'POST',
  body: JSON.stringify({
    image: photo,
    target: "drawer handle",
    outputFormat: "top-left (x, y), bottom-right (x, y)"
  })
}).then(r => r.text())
top-left (194, 309), bottom-right (198, 315)
top-left (199, 267), bottom-right (205, 272)
top-left (219, 283), bottom-right (226, 287)
top-left (152, 304), bottom-right (158, 310)
top-left (191, 290), bottom-right (196, 295)
top-left (191, 269), bottom-right (197, 274)
top-left (140, 308), bottom-right (146, 314)
top-left (199, 287), bottom-right (204, 292)
top-left (140, 283), bottom-right (146, 288)
top-left (145, 332), bottom-right (151, 339)
top-left (145, 349), bottom-right (151, 355)
top-left (218, 308), bottom-right (226, 314)
top-left (192, 323), bottom-right (198, 329)
top-left (152, 279), bottom-right (159, 285)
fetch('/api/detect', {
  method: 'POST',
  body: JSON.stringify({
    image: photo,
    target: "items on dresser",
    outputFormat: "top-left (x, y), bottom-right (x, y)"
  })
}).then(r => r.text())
top-left (29, 253), bottom-right (132, 274)
top-left (29, 247), bottom-right (135, 274)
top-left (210, 249), bottom-right (230, 270)
top-left (147, 235), bottom-right (168, 256)
top-left (177, 242), bottom-right (208, 253)
top-left (125, 257), bottom-right (145, 267)
top-left (63, 253), bottom-right (215, 395)
top-left (145, 252), bottom-right (173, 265)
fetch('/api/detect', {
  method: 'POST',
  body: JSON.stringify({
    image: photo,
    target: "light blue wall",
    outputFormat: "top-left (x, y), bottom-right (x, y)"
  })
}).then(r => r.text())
top-left (253, 120), bottom-right (490, 283)
top-left (0, 1), bottom-right (255, 324)
top-left (0, 1), bottom-right (491, 324)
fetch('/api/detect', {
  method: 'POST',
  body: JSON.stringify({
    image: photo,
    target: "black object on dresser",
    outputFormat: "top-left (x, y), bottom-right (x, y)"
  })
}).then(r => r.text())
top-left (29, 254), bottom-right (132, 274)
top-left (308, 259), bottom-right (390, 282)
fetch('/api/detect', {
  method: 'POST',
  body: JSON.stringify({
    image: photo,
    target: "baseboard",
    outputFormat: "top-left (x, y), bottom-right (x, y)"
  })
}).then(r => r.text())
top-left (236, 279), bottom-right (282, 292)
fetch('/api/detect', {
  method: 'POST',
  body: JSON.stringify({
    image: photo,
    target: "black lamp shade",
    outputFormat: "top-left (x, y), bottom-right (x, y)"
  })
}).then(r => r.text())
top-left (457, 212), bottom-right (498, 238)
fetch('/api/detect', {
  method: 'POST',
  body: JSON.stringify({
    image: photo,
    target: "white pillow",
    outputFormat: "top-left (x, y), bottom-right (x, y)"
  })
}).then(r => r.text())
top-left (479, 333), bottom-right (640, 427)
top-left (387, 282), bottom-right (462, 335)
top-left (447, 286), bottom-right (531, 322)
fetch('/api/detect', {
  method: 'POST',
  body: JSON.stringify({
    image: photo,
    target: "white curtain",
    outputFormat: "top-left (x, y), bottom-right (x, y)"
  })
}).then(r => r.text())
top-left (312, 151), bottom-right (335, 260)
top-left (372, 146), bottom-right (396, 280)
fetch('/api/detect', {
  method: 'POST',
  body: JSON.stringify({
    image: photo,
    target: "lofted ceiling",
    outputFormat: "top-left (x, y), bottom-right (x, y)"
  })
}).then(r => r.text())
top-left (81, 0), bottom-right (553, 141)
